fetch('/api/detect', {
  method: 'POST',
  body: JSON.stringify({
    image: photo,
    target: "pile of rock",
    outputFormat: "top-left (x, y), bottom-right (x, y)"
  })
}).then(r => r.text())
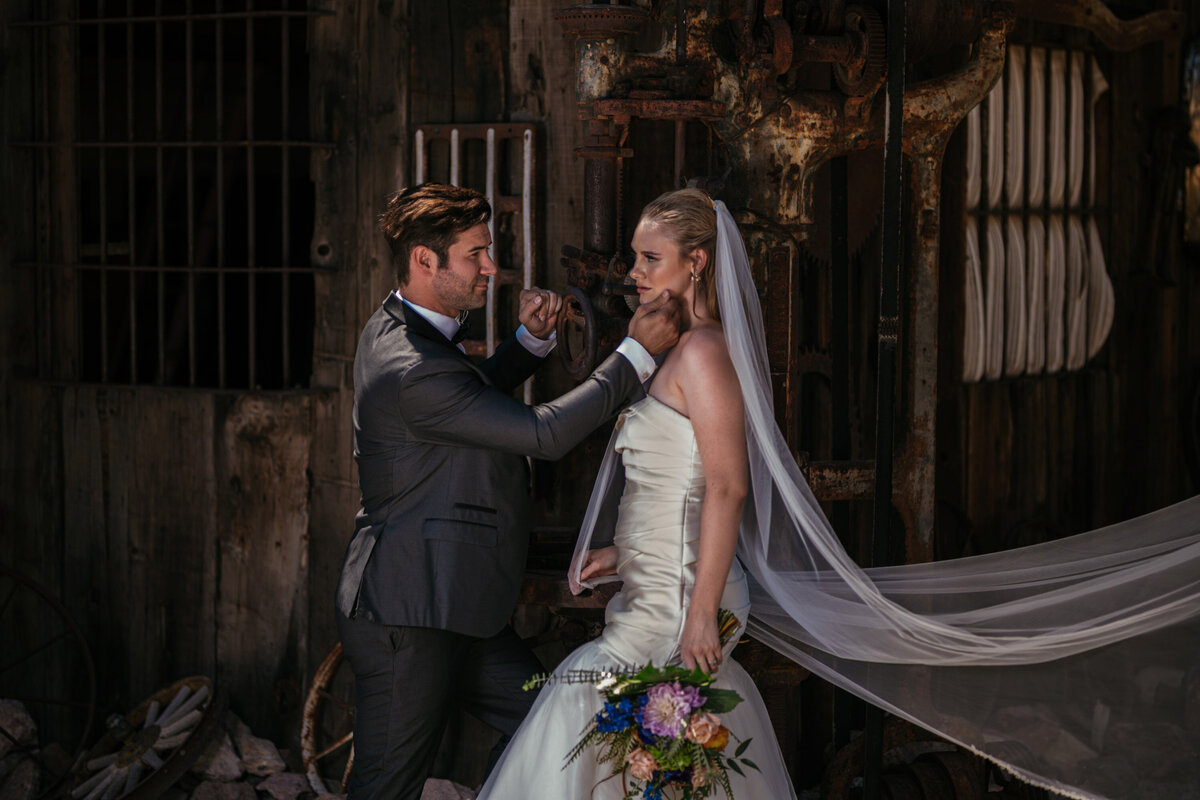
top-left (182, 712), bottom-right (309, 800)
top-left (0, 700), bottom-right (41, 800)
top-left (0, 699), bottom-right (472, 800)
top-left (186, 714), bottom-right (474, 800)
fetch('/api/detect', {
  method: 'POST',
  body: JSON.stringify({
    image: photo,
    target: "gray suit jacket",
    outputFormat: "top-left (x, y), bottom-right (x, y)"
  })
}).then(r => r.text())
top-left (335, 293), bottom-right (641, 637)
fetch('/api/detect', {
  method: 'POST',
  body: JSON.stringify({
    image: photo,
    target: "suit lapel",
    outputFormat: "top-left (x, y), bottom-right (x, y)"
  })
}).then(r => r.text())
top-left (382, 294), bottom-right (494, 386)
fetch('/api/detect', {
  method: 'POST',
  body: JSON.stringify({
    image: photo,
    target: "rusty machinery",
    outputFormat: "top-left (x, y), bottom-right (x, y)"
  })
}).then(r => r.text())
top-left (553, 0), bottom-right (1014, 565)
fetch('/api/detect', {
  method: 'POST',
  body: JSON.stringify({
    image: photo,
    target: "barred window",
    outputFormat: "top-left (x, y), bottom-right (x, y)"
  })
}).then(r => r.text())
top-left (14, 0), bottom-right (327, 389)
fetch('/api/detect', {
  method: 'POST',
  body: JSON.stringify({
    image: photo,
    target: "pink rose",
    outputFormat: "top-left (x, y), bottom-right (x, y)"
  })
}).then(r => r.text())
top-left (691, 767), bottom-right (711, 789)
top-left (627, 748), bottom-right (658, 781)
top-left (685, 711), bottom-right (722, 745)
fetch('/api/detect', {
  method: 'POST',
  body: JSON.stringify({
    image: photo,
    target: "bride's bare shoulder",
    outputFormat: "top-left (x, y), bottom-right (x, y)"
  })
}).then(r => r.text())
top-left (674, 324), bottom-right (733, 371)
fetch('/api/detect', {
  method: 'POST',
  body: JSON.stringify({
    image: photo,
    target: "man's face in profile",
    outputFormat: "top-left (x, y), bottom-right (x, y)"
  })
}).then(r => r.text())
top-left (428, 223), bottom-right (496, 317)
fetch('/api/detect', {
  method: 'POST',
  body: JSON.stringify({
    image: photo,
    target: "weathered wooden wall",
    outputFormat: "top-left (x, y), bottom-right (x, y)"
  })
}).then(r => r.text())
top-left (0, 384), bottom-right (317, 746)
top-left (3, 0), bottom-right (1199, 795)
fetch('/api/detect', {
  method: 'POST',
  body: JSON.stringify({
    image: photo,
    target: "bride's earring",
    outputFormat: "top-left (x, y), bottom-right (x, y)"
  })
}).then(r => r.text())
top-left (690, 269), bottom-right (700, 315)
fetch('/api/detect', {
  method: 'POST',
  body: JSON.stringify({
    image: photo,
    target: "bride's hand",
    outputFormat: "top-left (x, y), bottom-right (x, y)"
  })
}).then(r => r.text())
top-left (579, 546), bottom-right (618, 582)
top-left (680, 610), bottom-right (722, 674)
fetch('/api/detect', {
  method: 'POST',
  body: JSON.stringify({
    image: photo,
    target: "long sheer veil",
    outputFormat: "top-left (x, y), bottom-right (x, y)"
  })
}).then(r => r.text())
top-left (571, 201), bottom-right (1200, 799)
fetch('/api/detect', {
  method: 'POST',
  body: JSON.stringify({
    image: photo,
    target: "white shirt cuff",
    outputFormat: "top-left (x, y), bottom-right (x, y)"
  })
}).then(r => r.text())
top-left (616, 337), bottom-right (656, 383)
top-left (517, 325), bottom-right (557, 357)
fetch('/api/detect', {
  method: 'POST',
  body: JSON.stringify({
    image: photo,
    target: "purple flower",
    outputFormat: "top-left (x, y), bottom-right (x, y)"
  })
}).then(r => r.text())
top-left (641, 681), bottom-right (705, 738)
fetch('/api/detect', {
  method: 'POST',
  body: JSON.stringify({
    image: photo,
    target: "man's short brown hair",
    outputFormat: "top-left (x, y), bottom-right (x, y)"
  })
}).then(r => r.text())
top-left (379, 183), bottom-right (492, 285)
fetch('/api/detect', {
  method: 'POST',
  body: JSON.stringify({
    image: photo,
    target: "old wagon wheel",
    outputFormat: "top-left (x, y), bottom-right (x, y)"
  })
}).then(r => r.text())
top-left (70, 676), bottom-right (223, 800)
top-left (301, 642), bottom-right (355, 795)
top-left (0, 563), bottom-right (97, 800)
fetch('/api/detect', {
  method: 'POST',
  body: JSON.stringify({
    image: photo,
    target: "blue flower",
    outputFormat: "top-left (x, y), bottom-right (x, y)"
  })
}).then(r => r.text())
top-left (595, 696), bottom-right (642, 732)
top-left (642, 782), bottom-right (663, 800)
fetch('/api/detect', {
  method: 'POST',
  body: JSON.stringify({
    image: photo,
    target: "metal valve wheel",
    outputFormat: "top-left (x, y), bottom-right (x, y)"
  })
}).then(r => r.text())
top-left (556, 286), bottom-right (598, 381)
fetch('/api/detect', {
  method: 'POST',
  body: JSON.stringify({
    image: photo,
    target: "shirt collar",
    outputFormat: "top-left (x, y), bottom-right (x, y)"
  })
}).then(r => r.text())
top-left (394, 290), bottom-right (461, 342)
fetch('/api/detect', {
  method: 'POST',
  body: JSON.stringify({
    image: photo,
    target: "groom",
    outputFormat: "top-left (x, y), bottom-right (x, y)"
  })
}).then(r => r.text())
top-left (334, 183), bottom-right (680, 800)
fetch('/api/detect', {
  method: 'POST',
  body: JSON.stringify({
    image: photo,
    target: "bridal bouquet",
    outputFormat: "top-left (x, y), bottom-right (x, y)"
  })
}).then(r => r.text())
top-left (524, 610), bottom-right (759, 799)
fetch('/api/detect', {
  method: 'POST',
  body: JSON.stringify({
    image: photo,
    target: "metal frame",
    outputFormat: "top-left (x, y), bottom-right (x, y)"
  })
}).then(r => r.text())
top-left (414, 122), bottom-right (538, 401)
top-left (12, 0), bottom-right (331, 389)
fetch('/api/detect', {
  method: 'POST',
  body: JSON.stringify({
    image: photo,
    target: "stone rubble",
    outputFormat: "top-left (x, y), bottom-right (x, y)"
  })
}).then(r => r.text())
top-left (0, 757), bottom-right (38, 800)
top-left (0, 699), bottom-right (477, 800)
top-left (191, 731), bottom-right (245, 783)
top-left (228, 715), bottom-right (287, 778)
top-left (0, 702), bottom-right (36, 762)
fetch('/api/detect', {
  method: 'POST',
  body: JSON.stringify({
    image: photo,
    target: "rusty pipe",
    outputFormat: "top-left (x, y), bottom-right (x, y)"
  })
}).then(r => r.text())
top-left (889, 8), bottom-right (1014, 563)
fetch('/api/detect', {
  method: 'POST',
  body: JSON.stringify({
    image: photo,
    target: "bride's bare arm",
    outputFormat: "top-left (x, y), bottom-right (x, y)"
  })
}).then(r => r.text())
top-left (666, 328), bottom-right (747, 673)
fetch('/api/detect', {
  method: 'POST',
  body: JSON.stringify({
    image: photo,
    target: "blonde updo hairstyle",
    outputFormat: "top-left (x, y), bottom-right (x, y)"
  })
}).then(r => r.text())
top-left (637, 188), bottom-right (720, 322)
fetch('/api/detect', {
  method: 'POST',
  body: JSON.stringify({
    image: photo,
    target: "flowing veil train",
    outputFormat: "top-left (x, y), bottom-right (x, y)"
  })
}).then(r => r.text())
top-left (571, 201), bottom-right (1200, 799)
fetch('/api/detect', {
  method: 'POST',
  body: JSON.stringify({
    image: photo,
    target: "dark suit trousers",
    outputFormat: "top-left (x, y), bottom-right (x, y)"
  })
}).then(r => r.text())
top-left (336, 612), bottom-right (541, 800)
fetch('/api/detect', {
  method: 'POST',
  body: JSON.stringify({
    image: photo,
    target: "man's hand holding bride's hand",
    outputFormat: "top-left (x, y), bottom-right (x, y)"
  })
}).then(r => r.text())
top-left (578, 546), bottom-right (618, 583)
top-left (627, 291), bottom-right (681, 355)
top-left (519, 288), bottom-right (564, 339)
top-left (680, 609), bottom-right (723, 675)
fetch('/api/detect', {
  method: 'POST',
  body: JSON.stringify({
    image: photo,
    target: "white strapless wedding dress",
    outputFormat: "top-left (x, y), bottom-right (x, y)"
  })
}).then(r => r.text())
top-left (478, 395), bottom-right (797, 799)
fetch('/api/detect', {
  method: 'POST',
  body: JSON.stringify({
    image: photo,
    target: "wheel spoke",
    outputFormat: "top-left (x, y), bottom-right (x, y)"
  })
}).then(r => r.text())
top-left (316, 688), bottom-right (354, 713)
top-left (0, 630), bottom-right (72, 674)
top-left (0, 580), bottom-right (18, 618)
top-left (313, 731), bottom-right (353, 762)
top-left (8, 696), bottom-right (92, 709)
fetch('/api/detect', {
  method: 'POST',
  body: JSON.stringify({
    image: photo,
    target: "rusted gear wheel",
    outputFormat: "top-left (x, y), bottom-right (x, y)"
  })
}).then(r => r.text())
top-left (834, 5), bottom-right (886, 97)
top-left (556, 287), bottom-right (598, 381)
top-left (301, 642), bottom-right (355, 795)
top-left (623, 275), bottom-right (640, 314)
top-left (71, 676), bottom-right (224, 800)
top-left (0, 564), bottom-right (97, 800)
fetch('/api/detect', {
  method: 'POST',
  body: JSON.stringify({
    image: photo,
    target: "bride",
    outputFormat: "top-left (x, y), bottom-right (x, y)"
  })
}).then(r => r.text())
top-left (480, 188), bottom-right (1200, 800)
top-left (477, 188), bottom-right (798, 798)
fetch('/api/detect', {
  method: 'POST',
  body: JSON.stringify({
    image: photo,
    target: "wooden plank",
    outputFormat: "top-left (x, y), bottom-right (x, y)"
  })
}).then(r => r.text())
top-left (508, 0), bottom-right (585, 299)
top-left (0, 0), bottom-right (38, 382)
top-left (408, 3), bottom-right (456, 128)
top-left (46, 0), bottom-right (79, 381)
top-left (359, 0), bottom-right (412, 329)
top-left (307, 391), bottom-right (358, 675)
top-left (60, 387), bottom-right (129, 708)
top-left (124, 390), bottom-right (219, 704)
top-left (216, 393), bottom-right (312, 742)
top-left (452, 0), bottom-right (508, 123)
top-left (1, 383), bottom-right (69, 749)
top-left (308, 1), bottom-right (362, 390)
top-left (506, 0), bottom-right (598, 539)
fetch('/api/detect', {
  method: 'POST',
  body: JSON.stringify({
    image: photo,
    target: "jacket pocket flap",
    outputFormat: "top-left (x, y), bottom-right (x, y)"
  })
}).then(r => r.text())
top-left (422, 517), bottom-right (498, 547)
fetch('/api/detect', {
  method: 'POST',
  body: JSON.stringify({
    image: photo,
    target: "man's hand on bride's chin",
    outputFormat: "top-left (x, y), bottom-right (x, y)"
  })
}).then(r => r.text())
top-left (627, 291), bottom-right (681, 355)
top-left (579, 546), bottom-right (619, 582)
